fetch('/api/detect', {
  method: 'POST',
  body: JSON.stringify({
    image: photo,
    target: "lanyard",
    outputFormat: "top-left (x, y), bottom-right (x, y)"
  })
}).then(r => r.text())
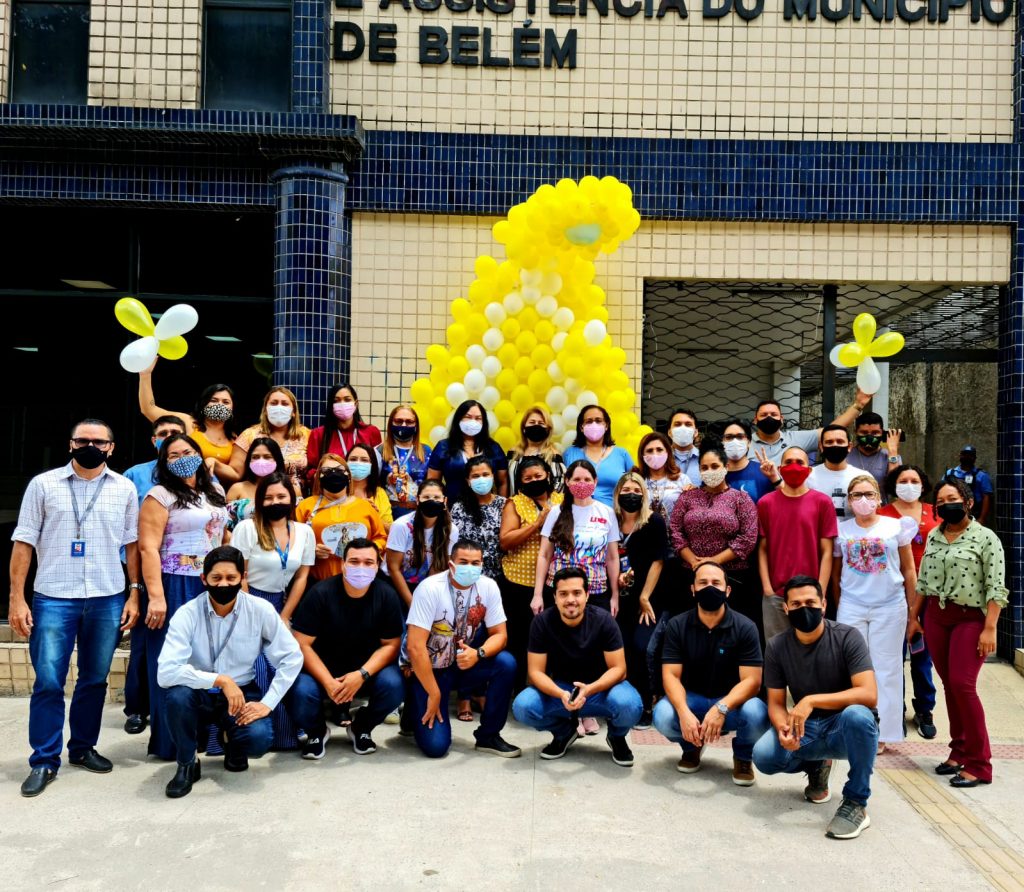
top-left (67, 475), bottom-right (107, 540)
top-left (306, 494), bottom-right (348, 525)
top-left (273, 522), bottom-right (292, 570)
top-left (204, 603), bottom-right (240, 673)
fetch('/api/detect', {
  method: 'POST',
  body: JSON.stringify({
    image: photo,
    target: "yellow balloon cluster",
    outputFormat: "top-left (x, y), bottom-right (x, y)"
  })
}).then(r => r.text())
top-left (410, 176), bottom-right (652, 457)
top-left (828, 312), bottom-right (905, 395)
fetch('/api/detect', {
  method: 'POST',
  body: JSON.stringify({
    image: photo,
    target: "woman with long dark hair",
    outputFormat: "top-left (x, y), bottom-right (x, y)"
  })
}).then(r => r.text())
top-left (347, 442), bottom-right (394, 531)
top-left (425, 399), bottom-right (508, 500)
top-left (224, 436), bottom-right (299, 530)
top-left (562, 404), bottom-right (634, 507)
top-left (138, 433), bottom-right (229, 760)
top-left (385, 479), bottom-right (458, 609)
top-left (306, 382), bottom-right (382, 482)
top-left (381, 405), bottom-right (433, 518)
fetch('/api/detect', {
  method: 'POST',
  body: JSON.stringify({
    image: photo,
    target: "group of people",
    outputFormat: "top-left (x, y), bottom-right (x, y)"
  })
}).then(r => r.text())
top-left (8, 363), bottom-right (1008, 841)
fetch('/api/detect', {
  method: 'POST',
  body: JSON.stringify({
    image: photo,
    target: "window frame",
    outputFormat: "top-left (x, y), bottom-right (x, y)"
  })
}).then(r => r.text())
top-left (9, 0), bottom-right (91, 105)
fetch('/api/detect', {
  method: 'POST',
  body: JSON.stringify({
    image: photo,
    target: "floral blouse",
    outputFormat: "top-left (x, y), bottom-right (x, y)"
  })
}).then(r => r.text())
top-left (146, 484), bottom-right (228, 576)
top-left (450, 497), bottom-right (507, 580)
top-left (669, 486), bottom-right (758, 569)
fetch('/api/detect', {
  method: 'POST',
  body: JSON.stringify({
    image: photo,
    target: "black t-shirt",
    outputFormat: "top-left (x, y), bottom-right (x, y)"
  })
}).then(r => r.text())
top-left (290, 576), bottom-right (404, 677)
top-left (528, 605), bottom-right (624, 684)
top-left (661, 607), bottom-right (762, 699)
top-left (764, 620), bottom-right (874, 718)
top-left (619, 514), bottom-right (669, 611)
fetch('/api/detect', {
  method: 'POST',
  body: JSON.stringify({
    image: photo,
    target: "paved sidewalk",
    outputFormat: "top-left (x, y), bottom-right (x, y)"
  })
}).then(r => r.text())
top-left (1, 663), bottom-right (1022, 892)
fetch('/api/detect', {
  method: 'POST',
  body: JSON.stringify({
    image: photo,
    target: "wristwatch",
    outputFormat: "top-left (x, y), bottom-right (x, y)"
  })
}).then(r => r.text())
top-left (716, 701), bottom-right (729, 716)
top-left (477, 646), bottom-right (487, 660)
top-left (129, 582), bottom-right (143, 591)
top-left (358, 667), bottom-right (370, 681)
top-left (887, 456), bottom-right (900, 464)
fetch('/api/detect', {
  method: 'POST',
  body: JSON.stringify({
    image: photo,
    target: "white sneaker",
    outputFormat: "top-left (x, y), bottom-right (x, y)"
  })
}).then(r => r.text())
top-left (384, 706), bottom-right (401, 725)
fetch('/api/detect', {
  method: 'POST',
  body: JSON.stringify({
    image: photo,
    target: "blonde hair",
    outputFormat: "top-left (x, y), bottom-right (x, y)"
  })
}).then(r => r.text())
top-left (847, 474), bottom-right (881, 497)
top-left (382, 405), bottom-right (426, 464)
top-left (613, 471), bottom-right (653, 530)
top-left (511, 405), bottom-right (561, 464)
top-left (259, 387), bottom-right (304, 440)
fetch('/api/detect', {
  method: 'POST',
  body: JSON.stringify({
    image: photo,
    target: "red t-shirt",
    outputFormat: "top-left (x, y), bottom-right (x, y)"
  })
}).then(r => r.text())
top-left (757, 488), bottom-right (838, 594)
top-left (878, 502), bottom-right (937, 571)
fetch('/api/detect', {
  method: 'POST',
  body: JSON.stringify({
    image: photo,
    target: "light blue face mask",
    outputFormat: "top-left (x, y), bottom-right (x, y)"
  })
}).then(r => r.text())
top-left (469, 476), bottom-right (494, 496)
top-left (451, 564), bottom-right (483, 587)
top-left (348, 460), bottom-right (372, 481)
top-left (154, 438), bottom-right (165, 453)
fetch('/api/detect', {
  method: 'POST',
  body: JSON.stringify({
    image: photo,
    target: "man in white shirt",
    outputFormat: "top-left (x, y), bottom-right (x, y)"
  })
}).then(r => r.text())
top-left (406, 538), bottom-right (521, 759)
top-left (10, 419), bottom-right (141, 798)
top-left (156, 546), bottom-right (302, 798)
top-left (808, 426), bottom-right (862, 519)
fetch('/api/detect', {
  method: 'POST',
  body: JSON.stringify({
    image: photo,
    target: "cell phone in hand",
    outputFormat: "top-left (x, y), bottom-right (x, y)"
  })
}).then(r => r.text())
top-left (568, 685), bottom-right (582, 703)
top-left (909, 632), bottom-right (925, 654)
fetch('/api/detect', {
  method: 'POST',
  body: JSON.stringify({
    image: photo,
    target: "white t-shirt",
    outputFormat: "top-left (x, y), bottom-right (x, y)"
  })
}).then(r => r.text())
top-left (406, 571), bottom-right (506, 669)
top-left (834, 515), bottom-right (917, 607)
top-left (540, 500), bottom-right (621, 593)
top-left (232, 519), bottom-right (316, 593)
top-left (808, 464), bottom-right (863, 519)
top-left (385, 512), bottom-right (460, 583)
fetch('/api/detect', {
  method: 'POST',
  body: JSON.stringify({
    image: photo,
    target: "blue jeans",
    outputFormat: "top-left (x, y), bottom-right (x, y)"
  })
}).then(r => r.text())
top-left (512, 680), bottom-right (643, 738)
top-left (653, 693), bottom-right (770, 761)
top-left (123, 588), bottom-right (148, 717)
top-left (906, 640), bottom-right (937, 715)
top-left (28, 593), bottom-right (124, 770)
top-left (752, 705), bottom-right (879, 806)
top-left (410, 651), bottom-right (516, 758)
top-left (286, 666), bottom-right (404, 738)
top-left (165, 683), bottom-right (273, 767)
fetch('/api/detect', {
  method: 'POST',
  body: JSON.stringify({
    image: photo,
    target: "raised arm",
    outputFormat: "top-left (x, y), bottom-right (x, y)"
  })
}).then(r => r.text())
top-left (138, 360), bottom-right (194, 429)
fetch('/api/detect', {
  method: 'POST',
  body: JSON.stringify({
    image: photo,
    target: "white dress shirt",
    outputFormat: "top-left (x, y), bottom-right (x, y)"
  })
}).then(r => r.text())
top-left (157, 591), bottom-right (302, 710)
top-left (11, 462), bottom-right (139, 599)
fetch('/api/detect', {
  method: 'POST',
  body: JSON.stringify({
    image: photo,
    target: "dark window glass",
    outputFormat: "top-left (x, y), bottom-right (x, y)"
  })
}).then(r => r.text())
top-left (203, 0), bottom-right (292, 112)
top-left (10, 0), bottom-right (90, 104)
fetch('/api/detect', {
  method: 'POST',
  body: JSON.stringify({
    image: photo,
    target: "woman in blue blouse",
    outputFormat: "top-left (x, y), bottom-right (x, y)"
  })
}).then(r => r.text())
top-left (563, 404), bottom-right (634, 507)
top-left (380, 405), bottom-right (432, 519)
top-left (426, 399), bottom-right (508, 500)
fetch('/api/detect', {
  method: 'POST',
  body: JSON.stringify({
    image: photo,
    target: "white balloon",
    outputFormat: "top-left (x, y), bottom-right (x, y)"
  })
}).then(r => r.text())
top-left (547, 360), bottom-right (566, 383)
top-left (551, 332), bottom-right (568, 352)
top-left (536, 296), bottom-right (558, 318)
top-left (552, 308), bottom-right (575, 332)
top-left (520, 268), bottom-right (543, 288)
top-left (484, 302), bottom-right (507, 326)
top-left (446, 382), bottom-right (468, 406)
top-left (541, 272), bottom-right (563, 295)
top-left (521, 286), bottom-right (541, 305)
top-left (828, 344), bottom-right (846, 368)
top-left (153, 304), bottom-right (198, 340)
top-left (464, 369), bottom-right (487, 395)
top-left (578, 390), bottom-right (598, 407)
top-left (466, 345), bottom-right (486, 369)
top-left (429, 425), bottom-right (447, 445)
top-left (561, 404), bottom-right (580, 426)
top-left (546, 386), bottom-right (569, 412)
top-left (503, 291), bottom-right (524, 315)
top-left (583, 319), bottom-right (607, 346)
top-left (564, 377), bottom-right (581, 396)
top-left (560, 430), bottom-right (577, 450)
top-left (481, 356), bottom-right (501, 379)
top-left (857, 357), bottom-right (881, 394)
top-left (480, 386), bottom-right (500, 410)
top-left (482, 327), bottom-right (505, 352)
top-left (486, 410), bottom-right (498, 432)
top-left (552, 416), bottom-right (566, 437)
top-left (119, 336), bottom-right (159, 373)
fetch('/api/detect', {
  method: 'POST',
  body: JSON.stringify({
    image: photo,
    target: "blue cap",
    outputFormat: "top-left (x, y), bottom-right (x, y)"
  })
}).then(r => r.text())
top-left (961, 445), bottom-right (977, 453)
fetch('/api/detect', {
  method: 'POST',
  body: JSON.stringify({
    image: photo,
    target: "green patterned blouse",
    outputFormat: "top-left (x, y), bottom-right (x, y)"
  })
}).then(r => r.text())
top-left (917, 521), bottom-right (1008, 610)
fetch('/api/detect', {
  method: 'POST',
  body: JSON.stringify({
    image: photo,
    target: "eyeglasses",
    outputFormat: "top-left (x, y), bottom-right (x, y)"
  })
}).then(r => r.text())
top-left (722, 434), bottom-right (747, 441)
top-left (393, 422), bottom-right (416, 428)
top-left (71, 438), bottom-right (112, 449)
top-left (848, 492), bottom-right (878, 501)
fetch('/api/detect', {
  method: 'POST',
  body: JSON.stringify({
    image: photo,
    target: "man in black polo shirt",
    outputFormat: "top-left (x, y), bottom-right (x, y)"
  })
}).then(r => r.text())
top-left (652, 561), bottom-right (769, 785)
top-left (512, 567), bottom-right (643, 767)
top-left (285, 538), bottom-right (404, 758)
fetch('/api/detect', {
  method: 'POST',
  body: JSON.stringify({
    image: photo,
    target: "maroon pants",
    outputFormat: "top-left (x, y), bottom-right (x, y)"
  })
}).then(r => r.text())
top-left (924, 599), bottom-right (992, 782)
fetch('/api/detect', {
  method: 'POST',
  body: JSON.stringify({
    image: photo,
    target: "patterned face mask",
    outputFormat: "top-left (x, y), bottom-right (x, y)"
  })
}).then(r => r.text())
top-left (204, 403), bottom-right (232, 422)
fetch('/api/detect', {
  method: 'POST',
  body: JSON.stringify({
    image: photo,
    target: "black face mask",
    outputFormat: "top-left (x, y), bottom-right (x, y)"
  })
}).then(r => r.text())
top-left (756, 417), bottom-right (782, 436)
top-left (523, 424), bottom-right (549, 444)
top-left (262, 503), bottom-right (292, 521)
top-left (618, 493), bottom-right (643, 513)
top-left (695, 585), bottom-right (727, 612)
top-left (71, 444), bottom-right (107, 469)
top-left (320, 471), bottom-right (349, 493)
top-left (857, 434), bottom-right (882, 450)
top-left (960, 455), bottom-right (976, 468)
top-left (520, 479), bottom-right (549, 498)
top-left (419, 500), bottom-right (445, 519)
top-left (391, 425), bottom-right (415, 442)
top-left (937, 502), bottom-right (967, 524)
top-left (788, 605), bottom-right (823, 634)
top-left (208, 583), bottom-right (242, 606)
top-left (821, 445), bottom-right (849, 465)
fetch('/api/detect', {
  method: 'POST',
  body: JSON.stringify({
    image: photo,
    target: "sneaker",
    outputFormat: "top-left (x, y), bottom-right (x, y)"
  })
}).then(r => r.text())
top-left (677, 748), bottom-right (703, 773)
top-left (301, 726), bottom-right (331, 760)
top-left (804, 759), bottom-right (833, 804)
top-left (606, 734), bottom-right (635, 767)
top-left (347, 726), bottom-right (376, 755)
top-left (634, 709), bottom-right (653, 731)
top-left (826, 798), bottom-right (871, 839)
top-left (475, 734), bottom-right (522, 758)
top-left (915, 712), bottom-right (937, 740)
top-left (384, 706), bottom-right (402, 725)
top-left (582, 717), bottom-right (600, 735)
top-left (540, 730), bottom-right (580, 760)
top-left (732, 758), bottom-right (755, 786)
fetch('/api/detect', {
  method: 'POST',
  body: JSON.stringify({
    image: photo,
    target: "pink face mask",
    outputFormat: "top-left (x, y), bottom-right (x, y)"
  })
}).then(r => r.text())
top-left (567, 480), bottom-right (597, 500)
top-left (851, 497), bottom-right (878, 517)
top-left (582, 422), bottom-right (607, 443)
top-left (333, 402), bottom-right (357, 421)
top-left (644, 452), bottom-right (668, 471)
top-left (249, 458), bottom-right (276, 477)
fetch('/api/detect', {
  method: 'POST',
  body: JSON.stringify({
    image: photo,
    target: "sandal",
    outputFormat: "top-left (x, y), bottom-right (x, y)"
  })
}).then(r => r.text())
top-left (457, 700), bottom-right (474, 722)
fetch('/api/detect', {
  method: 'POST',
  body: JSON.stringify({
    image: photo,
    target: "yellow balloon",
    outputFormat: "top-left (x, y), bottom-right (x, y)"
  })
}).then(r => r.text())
top-left (495, 399), bottom-right (516, 424)
top-left (475, 255), bottom-right (498, 279)
top-left (466, 314), bottom-right (487, 337)
top-left (514, 356), bottom-right (535, 381)
top-left (451, 298), bottom-right (472, 322)
top-left (519, 307), bottom-right (540, 330)
top-left (447, 323), bottom-right (468, 347)
top-left (114, 297), bottom-right (155, 337)
top-left (430, 368), bottom-right (450, 389)
top-left (837, 343), bottom-right (866, 367)
top-left (528, 369), bottom-right (552, 394)
top-left (534, 320), bottom-right (555, 344)
top-left (497, 344), bottom-right (520, 368)
top-left (564, 356), bottom-right (585, 379)
top-left (411, 378), bottom-right (434, 404)
top-left (501, 318), bottom-right (521, 340)
top-left (511, 385), bottom-right (534, 411)
top-left (494, 427), bottom-right (516, 453)
top-left (531, 344), bottom-right (555, 367)
top-left (853, 313), bottom-right (877, 347)
top-left (868, 331), bottom-right (905, 358)
top-left (431, 396), bottom-right (450, 419)
top-left (157, 336), bottom-right (188, 360)
top-left (607, 391), bottom-right (630, 413)
top-left (515, 331), bottom-right (538, 354)
top-left (449, 356), bottom-right (470, 379)
top-left (565, 333), bottom-right (587, 356)
top-left (496, 369), bottom-right (518, 394)
top-left (426, 344), bottom-right (449, 366)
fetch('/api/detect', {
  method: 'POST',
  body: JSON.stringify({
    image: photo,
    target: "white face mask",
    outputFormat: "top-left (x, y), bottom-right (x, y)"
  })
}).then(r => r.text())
top-left (723, 440), bottom-right (748, 460)
top-left (671, 425), bottom-right (695, 448)
top-left (267, 404), bottom-right (293, 427)
top-left (700, 467), bottom-right (728, 488)
top-left (895, 482), bottom-right (922, 503)
top-left (459, 418), bottom-right (483, 437)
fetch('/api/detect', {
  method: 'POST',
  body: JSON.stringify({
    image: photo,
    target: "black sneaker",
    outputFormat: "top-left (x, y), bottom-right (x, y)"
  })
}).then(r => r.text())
top-left (915, 712), bottom-right (937, 740)
top-left (301, 726), bottom-right (331, 760)
top-left (606, 734), bottom-right (635, 767)
top-left (804, 759), bottom-right (833, 804)
top-left (475, 734), bottom-right (522, 758)
top-left (634, 710), bottom-right (653, 731)
top-left (540, 730), bottom-right (579, 760)
top-left (347, 726), bottom-right (377, 755)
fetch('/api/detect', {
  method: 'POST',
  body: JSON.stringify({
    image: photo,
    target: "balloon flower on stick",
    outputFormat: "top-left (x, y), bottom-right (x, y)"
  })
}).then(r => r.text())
top-left (115, 298), bottom-right (199, 372)
top-left (828, 312), bottom-right (904, 394)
